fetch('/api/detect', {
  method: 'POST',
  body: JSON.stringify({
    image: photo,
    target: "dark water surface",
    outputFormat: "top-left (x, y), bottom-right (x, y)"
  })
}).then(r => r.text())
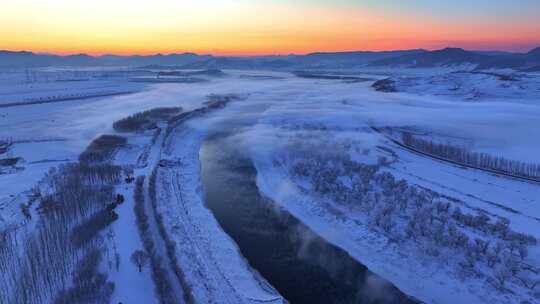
top-left (200, 134), bottom-right (417, 304)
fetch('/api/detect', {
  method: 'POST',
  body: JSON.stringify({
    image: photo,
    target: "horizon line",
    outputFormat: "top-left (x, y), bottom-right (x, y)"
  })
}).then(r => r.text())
top-left (1, 45), bottom-right (539, 58)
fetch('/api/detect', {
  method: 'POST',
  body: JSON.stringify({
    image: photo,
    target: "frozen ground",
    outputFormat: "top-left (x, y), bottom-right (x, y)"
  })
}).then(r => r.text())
top-left (369, 67), bottom-right (540, 103)
top-left (1, 66), bottom-right (540, 303)
top-left (0, 69), bottom-right (143, 106)
top-left (0, 70), bottom-right (293, 226)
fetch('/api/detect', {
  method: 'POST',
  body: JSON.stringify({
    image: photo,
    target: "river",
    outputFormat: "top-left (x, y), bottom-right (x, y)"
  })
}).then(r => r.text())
top-left (200, 132), bottom-right (417, 304)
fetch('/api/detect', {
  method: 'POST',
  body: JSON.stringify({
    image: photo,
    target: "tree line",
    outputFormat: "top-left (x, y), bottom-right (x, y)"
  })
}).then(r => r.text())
top-left (0, 135), bottom-right (127, 303)
top-left (401, 132), bottom-right (540, 180)
top-left (113, 107), bottom-right (182, 133)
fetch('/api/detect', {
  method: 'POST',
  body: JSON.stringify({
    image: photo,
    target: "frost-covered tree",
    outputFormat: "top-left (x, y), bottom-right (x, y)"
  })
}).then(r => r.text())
top-left (515, 271), bottom-right (540, 290)
top-left (399, 132), bottom-right (540, 179)
top-left (475, 238), bottom-right (490, 255)
top-left (131, 250), bottom-right (149, 272)
top-left (517, 244), bottom-right (528, 260)
top-left (492, 264), bottom-right (512, 290)
top-left (275, 136), bottom-right (539, 296)
top-left (501, 253), bottom-right (520, 276)
top-left (474, 212), bottom-right (490, 230)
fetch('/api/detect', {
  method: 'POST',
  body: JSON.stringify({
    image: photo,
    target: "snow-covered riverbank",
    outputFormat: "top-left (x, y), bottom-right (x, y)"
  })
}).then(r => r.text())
top-left (2, 67), bottom-right (540, 303)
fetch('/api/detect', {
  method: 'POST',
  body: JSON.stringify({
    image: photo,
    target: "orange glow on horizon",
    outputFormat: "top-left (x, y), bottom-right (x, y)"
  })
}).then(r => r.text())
top-left (4, 38), bottom-right (539, 57)
top-left (1, 0), bottom-right (539, 56)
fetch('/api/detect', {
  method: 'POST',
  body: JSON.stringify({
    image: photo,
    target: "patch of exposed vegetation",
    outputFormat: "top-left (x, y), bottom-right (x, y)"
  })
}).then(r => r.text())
top-left (372, 78), bottom-right (397, 92)
top-left (0, 157), bottom-right (22, 166)
top-left (0, 138), bottom-right (12, 154)
top-left (294, 71), bottom-right (372, 82)
top-left (157, 69), bottom-right (225, 78)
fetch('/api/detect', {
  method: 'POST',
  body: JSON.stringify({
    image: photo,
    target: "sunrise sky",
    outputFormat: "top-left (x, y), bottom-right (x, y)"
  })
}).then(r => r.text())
top-left (1, 0), bottom-right (539, 56)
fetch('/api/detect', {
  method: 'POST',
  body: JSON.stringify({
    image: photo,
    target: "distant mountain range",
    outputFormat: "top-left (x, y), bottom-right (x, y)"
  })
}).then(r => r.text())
top-left (368, 47), bottom-right (540, 70)
top-left (0, 51), bottom-right (212, 68)
top-left (1, 47), bottom-right (539, 70)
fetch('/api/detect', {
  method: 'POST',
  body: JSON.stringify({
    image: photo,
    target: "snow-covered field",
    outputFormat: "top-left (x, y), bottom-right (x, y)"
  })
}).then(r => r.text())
top-left (369, 67), bottom-right (540, 103)
top-left (1, 67), bottom-right (539, 303)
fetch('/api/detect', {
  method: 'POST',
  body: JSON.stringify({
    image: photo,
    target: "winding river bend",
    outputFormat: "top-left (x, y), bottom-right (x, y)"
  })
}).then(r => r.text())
top-left (200, 133), bottom-right (417, 304)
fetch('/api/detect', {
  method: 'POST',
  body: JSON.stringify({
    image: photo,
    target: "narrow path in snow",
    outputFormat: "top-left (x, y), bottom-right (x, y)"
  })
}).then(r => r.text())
top-left (109, 127), bottom-right (185, 304)
top-left (139, 126), bottom-right (186, 302)
top-left (108, 182), bottom-right (158, 304)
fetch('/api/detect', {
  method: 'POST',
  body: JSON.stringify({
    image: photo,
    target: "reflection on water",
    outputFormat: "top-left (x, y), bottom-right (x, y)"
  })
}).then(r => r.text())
top-left (200, 134), bottom-right (417, 304)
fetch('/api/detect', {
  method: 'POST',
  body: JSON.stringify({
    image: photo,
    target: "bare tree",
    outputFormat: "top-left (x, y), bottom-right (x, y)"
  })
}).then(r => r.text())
top-left (515, 271), bottom-right (540, 290)
top-left (492, 265), bottom-right (512, 290)
top-left (131, 250), bottom-right (149, 272)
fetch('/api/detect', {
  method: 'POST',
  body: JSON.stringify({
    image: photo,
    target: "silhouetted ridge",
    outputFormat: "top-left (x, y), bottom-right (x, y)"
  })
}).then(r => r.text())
top-left (370, 47), bottom-right (540, 70)
top-left (1, 47), bottom-right (540, 70)
top-left (369, 47), bottom-right (489, 67)
top-left (528, 46), bottom-right (540, 57)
